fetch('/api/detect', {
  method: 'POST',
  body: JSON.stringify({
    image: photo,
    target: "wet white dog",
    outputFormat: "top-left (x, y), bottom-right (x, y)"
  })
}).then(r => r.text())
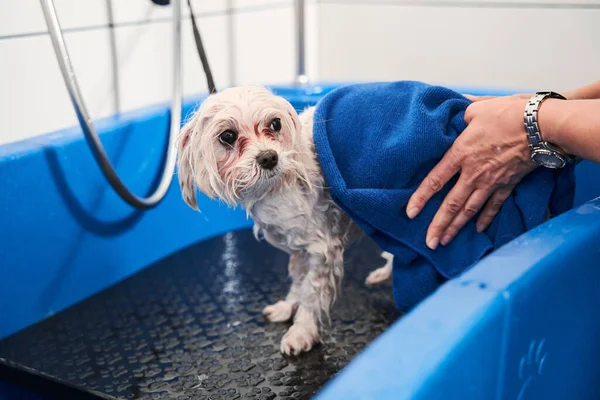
top-left (177, 86), bottom-right (393, 355)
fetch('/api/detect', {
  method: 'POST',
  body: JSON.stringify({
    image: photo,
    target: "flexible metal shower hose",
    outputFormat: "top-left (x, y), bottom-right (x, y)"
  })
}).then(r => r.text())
top-left (40, 0), bottom-right (182, 209)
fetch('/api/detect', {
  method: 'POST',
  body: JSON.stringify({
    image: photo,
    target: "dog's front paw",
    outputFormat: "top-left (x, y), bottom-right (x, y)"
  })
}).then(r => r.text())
top-left (365, 251), bottom-right (393, 286)
top-left (262, 301), bottom-right (295, 322)
top-left (365, 264), bottom-right (392, 286)
top-left (280, 322), bottom-right (319, 355)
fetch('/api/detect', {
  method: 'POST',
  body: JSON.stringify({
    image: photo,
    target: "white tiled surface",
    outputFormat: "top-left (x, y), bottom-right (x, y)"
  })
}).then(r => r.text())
top-left (1, 0), bottom-right (599, 146)
top-left (62, 29), bottom-right (116, 120)
top-left (115, 22), bottom-right (174, 113)
top-left (188, 0), bottom-right (229, 14)
top-left (111, 0), bottom-right (172, 24)
top-left (304, 2), bottom-right (320, 81)
top-left (110, 0), bottom-right (288, 25)
top-left (0, 36), bottom-right (67, 145)
top-left (321, 0), bottom-right (600, 5)
top-left (181, 17), bottom-right (231, 98)
top-left (0, 0), bottom-right (108, 37)
top-left (0, 29), bottom-right (114, 145)
top-left (232, 0), bottom-right (292, 9)
top-left (111, 0), bottom-right (231, 24)
top-left (0, 1), bottom-right (295, 146)
top-left (316, 3), bottom-right (600, 92)
top-left (0, 0), bottom-right (45, 36)
top-left (53, 0), bottom-right (109, 30)
top-left (232, 5), bottom-right (295, 85)
top-left (115, 15), bottom-right (230, 112)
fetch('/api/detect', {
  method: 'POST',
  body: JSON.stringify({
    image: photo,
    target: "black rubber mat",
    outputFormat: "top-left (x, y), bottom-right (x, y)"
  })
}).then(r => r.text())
top-left (0, 230), bottom-right (400, 400)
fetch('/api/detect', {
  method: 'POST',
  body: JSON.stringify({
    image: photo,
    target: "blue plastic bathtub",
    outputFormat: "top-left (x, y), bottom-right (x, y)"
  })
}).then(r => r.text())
top-left (1, 83), bottom-right (600, 400)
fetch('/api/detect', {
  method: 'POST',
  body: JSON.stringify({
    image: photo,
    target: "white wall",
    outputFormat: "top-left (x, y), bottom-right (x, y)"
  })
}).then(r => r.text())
top-left (1, 0), bottom-right (598, 146)
top-left (0, 0), bottom-right (302, 146)
top-left (314, 0), bottom-right (600, 92)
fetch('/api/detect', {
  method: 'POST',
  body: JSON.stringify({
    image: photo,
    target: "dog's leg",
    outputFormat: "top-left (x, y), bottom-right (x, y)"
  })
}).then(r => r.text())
top-left (280, 245), bottom-right (344, 355)
top-left (365, 251), bottom-right (394, 286)
top-left (262, 252), bottom-right (306, 322)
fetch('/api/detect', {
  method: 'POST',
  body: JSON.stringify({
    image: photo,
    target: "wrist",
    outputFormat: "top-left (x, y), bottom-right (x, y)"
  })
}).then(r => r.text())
top-left (537, 98), bottom-right (564, 147)
top-left (524, 93), bottom-right (573, 169)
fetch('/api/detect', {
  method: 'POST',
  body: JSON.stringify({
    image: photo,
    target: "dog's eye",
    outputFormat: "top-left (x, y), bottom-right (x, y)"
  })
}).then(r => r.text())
top-left (219, 130), bottom-right (238, 146)
top-left (270, 118), bottom-right (282, 132)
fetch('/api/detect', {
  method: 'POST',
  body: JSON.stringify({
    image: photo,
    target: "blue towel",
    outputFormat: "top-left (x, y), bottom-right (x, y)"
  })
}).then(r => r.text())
top-left (312, 81), bottom-right (575, 311)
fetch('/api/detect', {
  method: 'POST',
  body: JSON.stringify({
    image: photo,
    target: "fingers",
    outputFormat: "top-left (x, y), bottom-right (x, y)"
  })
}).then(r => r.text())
top-left (439, 189), bottom-right (491, 246)
top-left (432, 185), bottom-right (515, 249)
top-left (463, 94), bottom-right (497, 102)
top-left (406, 148), bottom-right (462, 220)
top-left (463, 94), bottom-right (530, 102)
top-left (424, 175), bottom-right (480, 250)
top-left (514, 93), bottom-right (533, 100)
top-left (476, 186), bottom-right (515, 232)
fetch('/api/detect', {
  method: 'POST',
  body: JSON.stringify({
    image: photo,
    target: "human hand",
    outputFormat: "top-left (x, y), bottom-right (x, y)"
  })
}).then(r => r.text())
top-left (406, 94), bottom-right (538, 250)
top-left (463, 93), bottom-right (531, 102)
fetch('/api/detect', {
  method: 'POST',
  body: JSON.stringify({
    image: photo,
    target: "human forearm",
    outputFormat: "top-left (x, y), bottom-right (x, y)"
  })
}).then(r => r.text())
top-left (563, 80), bottom-right (600, 100)
top-left (538, 98), bottom-right (600, 163)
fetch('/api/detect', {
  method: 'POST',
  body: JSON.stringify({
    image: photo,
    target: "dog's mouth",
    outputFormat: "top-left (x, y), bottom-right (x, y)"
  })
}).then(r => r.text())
top-left (264, 170), bottom-right (279, 179)
top-left (258, 173), bottom-right (279, 186)
top-left (257, 165), bottom-right (282, 180)
top-left (256, 168), bottom-right (286, 190)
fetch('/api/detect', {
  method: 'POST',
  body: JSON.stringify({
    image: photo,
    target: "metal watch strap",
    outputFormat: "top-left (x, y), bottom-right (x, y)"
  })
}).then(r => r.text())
top-left (523, 91), bottom-right (575, 169)
top-left (523, 91), bottom-right (566, 150)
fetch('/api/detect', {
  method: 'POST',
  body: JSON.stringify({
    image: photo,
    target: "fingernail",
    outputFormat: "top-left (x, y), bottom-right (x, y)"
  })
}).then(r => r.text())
top-left (476, 224), bottom-right (485, 233)
top-left (407, 207), bottom-right (419, 219)
top-left (441, 235), bottom-right (452, 246)
top-left (427, 237), bottom-right (439, 250)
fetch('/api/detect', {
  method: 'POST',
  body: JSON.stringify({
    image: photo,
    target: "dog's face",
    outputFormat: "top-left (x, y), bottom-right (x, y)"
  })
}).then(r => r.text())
top-left (177, 86), bottom-right (304, 209)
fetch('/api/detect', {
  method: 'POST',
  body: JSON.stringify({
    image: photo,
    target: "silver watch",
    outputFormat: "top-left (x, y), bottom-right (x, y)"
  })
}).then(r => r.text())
top-left (524, 91), bottom-right (572, 169)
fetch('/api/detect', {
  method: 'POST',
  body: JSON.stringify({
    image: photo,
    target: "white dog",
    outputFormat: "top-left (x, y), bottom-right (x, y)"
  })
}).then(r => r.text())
top-left (177, 86), bottom-right (393, 355)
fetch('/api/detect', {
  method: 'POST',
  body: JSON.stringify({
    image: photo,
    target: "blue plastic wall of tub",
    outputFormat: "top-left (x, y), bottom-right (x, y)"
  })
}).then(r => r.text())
top-left (0, 98), bottom-right (252, 340)
top-left (1, 82), bottom-right (600, 399)
top-left (317, 196), bottom-right (600, 400)
top-left (0, 84), bottom-right (342, 340)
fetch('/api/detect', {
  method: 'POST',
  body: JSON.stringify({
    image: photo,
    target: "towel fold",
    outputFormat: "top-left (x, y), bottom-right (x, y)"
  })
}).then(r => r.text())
top-left (312, 81), bottom-right (575, 311)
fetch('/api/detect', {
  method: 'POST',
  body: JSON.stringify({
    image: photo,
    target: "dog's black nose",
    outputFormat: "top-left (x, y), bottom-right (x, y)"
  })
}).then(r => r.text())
top-left (257, 150), bottom-right (278, 170)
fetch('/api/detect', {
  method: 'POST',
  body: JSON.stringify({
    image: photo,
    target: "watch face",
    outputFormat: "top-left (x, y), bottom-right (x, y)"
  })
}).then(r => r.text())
top-left (533, 151), bottom-right (565, 169)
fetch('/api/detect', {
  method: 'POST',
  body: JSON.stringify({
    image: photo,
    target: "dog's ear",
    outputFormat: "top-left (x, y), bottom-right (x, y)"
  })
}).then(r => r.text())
top-left (177, 121), bottom-right (200, 210)
top-left (177, 110), bottom-right (221, 210)
top-left (288, 108), bottom-right (300, 132)
top-left (282, 99), bottom-right (301, 137)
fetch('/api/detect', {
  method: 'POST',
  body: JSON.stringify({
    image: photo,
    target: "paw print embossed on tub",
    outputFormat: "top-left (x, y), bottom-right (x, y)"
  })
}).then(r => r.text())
top-left (517, 339), bottom-right (548, 400)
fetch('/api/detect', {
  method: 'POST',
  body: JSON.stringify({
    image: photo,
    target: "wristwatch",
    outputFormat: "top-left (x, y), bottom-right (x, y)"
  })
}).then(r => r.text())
top-left (524, 91), bottom-right (572, 169)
